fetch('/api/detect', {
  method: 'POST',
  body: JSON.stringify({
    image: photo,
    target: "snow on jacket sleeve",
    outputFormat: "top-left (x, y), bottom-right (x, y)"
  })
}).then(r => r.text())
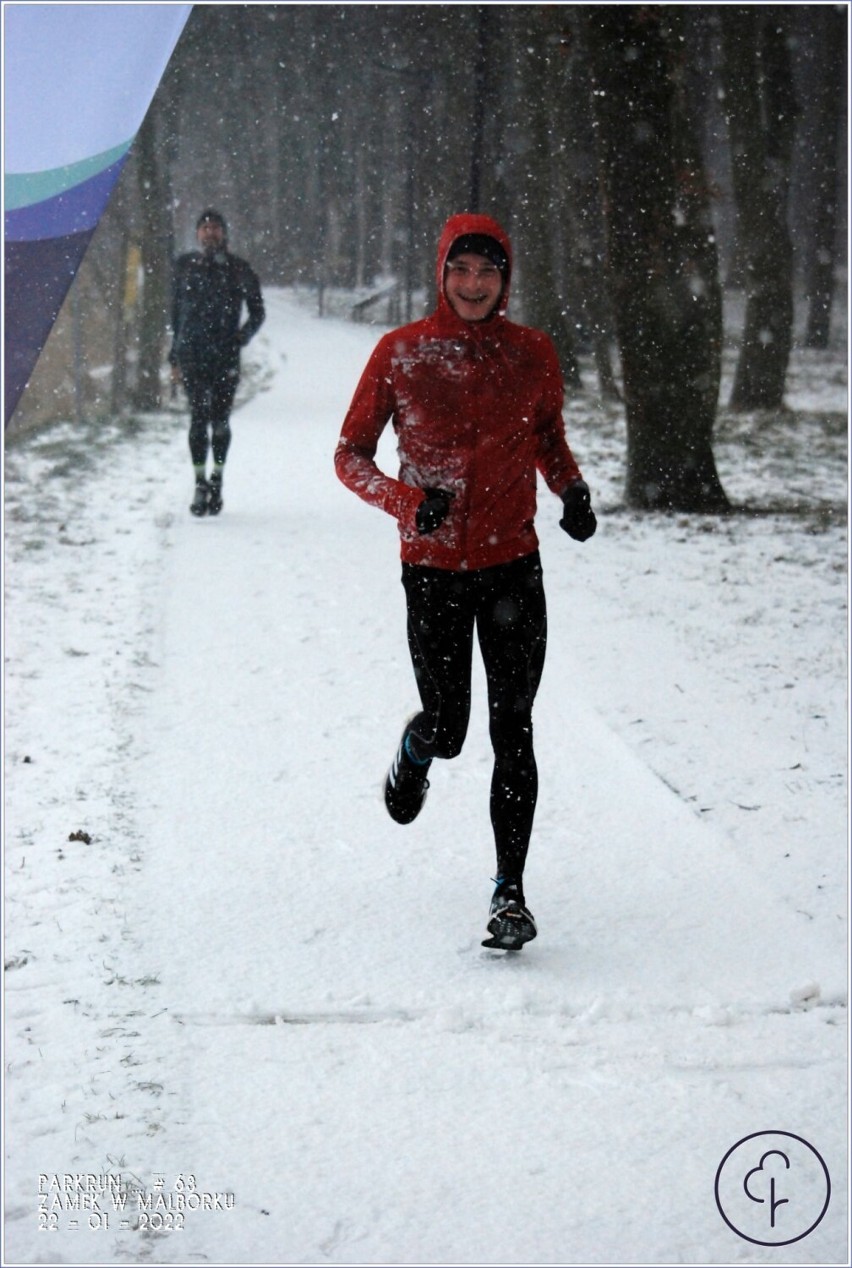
top-left (531, 330), bottom-right (583, 496)
top-left (334, 335), bottom-right (424, 531)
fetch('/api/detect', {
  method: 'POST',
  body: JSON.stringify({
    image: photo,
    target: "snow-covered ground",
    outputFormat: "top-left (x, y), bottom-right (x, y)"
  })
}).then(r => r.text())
top-left (3, 289), bottom-right (848, 1266)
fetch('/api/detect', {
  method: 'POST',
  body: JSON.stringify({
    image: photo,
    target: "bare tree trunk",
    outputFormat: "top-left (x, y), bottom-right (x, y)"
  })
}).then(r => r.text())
top-left (559, 17), bottom-right (620, 401)
top-left (803, 5), bottom-right (846, 348)
top-left (469, 5), bottom-right (488, 211)
top-left (132, 108), bottom-right (171, 412)
top-left (512, 14), bottom-right (580, 385)
top-left (110, 215), bottom-right (132, 416)
top-left (585, 6), bottom-right (728, 511)
top-left (720, 7), bottom-right (796, 411)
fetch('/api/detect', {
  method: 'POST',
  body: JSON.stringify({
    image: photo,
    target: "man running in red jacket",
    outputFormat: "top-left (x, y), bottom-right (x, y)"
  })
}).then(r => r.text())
top-left (335, 213), bottom-right (596, 949)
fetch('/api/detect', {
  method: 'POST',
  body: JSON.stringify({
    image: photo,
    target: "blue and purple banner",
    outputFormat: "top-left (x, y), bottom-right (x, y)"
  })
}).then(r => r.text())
top-left (4, 3), bottom-right (191, 423)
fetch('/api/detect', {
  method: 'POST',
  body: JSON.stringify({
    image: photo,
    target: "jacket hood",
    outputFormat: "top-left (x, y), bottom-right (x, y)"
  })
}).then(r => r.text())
top-left (436, 213), bottom-right (512, 321)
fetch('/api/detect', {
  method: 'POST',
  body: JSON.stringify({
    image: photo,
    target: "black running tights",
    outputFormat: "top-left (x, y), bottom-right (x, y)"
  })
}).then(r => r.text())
top-left (401, 551), bottom-right (547, 880)
top-left (184, 367), bottom-right (238, 467)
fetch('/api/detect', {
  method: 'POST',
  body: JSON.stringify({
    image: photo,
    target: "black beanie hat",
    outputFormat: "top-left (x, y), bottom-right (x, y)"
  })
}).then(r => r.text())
top-left (196, 208), bottom-right (227, 235)
top-left (447, 233), bottom-right (508, 277)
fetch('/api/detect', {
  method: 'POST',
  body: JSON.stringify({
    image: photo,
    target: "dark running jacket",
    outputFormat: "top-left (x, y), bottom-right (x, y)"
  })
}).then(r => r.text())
top-left (169, 248), bottom-right (264, 375)
top-left (334, 212), bottom-right (584, 571)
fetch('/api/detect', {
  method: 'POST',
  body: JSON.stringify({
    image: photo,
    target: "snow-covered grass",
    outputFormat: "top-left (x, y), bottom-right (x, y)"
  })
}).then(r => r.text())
top-left (3, 289), bottom-right (848, 1265)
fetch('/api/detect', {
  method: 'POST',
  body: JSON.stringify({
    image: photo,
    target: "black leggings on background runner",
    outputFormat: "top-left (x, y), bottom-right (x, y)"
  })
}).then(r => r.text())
top-left (183, 366), bottom-right (238, 467)
top-left (401, 550), bottom-right (547, 881)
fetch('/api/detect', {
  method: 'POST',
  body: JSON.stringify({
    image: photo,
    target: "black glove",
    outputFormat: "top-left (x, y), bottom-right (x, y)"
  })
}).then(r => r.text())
top-left (416, 488), bottom-right (454, 535)
top-left (560, 480), bottom-right (597, 542)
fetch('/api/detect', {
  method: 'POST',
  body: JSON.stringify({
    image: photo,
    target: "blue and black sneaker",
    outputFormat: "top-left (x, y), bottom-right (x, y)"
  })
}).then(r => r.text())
top-left (482, 876), bottom-right (537, 950)
top-left (384, 729), bottom-right (431, 824)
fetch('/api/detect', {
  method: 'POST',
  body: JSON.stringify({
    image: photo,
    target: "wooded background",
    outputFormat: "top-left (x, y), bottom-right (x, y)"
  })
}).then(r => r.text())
top-left (12, 4), bottom-right (847, 508)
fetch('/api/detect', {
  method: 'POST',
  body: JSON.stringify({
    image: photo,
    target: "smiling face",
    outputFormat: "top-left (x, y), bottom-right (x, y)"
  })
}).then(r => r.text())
top-left (444, 252), bottom-right (504, 322)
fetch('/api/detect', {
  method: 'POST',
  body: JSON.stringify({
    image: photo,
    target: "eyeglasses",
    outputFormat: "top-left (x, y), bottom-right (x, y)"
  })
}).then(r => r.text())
top-left (446, 263), bottom-right (501, 281)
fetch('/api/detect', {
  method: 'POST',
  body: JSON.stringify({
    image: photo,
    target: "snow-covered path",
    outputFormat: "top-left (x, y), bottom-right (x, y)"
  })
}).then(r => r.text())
top-left (4, 292), bottom-right (847, 1264)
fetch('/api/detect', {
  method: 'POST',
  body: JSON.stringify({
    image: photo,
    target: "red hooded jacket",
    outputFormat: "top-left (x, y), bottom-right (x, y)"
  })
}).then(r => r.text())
top-left (334, 212), bottom-right (584, 571)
